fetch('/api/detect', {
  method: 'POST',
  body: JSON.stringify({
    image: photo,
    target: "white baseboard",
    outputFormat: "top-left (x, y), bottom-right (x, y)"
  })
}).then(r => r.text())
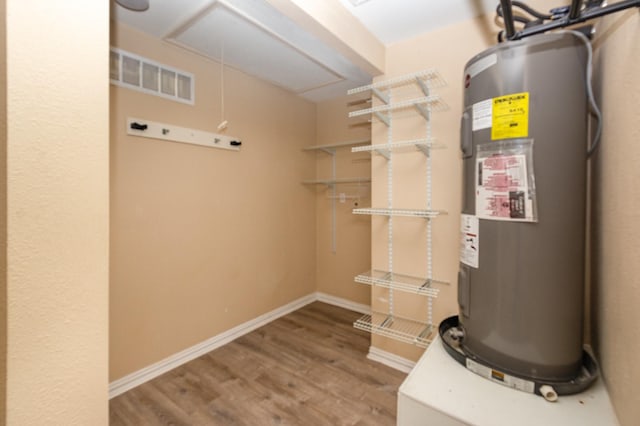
top-left (109, 293), bottom-right (316, 399)
top-left (315, 292), bottom-right (370, 314)
top-left (367, 346), bottom-right (416, 373)
top-left (109, 291), bottom-right (371, 399)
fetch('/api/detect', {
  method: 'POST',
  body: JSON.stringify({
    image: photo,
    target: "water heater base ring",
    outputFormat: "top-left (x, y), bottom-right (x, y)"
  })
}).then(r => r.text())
top-left (439, 316), bottom-right (599, 400)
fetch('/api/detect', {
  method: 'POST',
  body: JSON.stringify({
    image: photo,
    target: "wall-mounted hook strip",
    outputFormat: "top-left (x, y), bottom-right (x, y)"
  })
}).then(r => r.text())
top-left (126, 117), bottom-right (242, 152)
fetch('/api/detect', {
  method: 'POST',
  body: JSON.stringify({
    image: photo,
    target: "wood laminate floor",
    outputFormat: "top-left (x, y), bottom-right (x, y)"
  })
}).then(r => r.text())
top-left (110, 302), bottom-right (408, 425)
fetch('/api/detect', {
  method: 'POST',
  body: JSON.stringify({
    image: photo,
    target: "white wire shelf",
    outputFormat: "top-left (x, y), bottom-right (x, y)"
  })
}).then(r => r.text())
top-left (302, 177), bottom-right (371, 186)
top-left (303, 139), bottom-right (371, 152)
top-left (348, 69), bottom-right (447, 96)
top-left (351, 138), bottom-right (446, 158)
top-left (348, 95), bottom-right (449, 119)
top-left (354, 311), bottom-right (434, 348)
top-left (354, 269), bottom-right (448, 297)
top-left (353, 207), bottom-right (446, 218)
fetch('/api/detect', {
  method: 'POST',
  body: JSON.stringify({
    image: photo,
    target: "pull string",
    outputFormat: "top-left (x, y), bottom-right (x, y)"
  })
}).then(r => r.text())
top-left (218, 41), bottom-right (227, 131)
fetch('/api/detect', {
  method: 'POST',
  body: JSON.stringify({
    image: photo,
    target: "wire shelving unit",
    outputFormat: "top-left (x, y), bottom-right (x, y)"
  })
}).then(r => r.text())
top-left (349, 69), bottom-right (448, 347)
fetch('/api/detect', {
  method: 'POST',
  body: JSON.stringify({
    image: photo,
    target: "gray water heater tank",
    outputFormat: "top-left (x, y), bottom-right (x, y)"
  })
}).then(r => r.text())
top-left (458, 32), bottom-right (589, 382)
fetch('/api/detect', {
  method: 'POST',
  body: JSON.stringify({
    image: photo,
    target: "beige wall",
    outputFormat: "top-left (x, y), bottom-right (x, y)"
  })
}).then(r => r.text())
top-left (0, 0), bottom-right (6, 421)
top-left (5, 1), bottom-right (109, 424)
top-left (592, 10), bottom-right (640, 426)
top-left (314, 96), bottom-right (371, 305)
top-left (110, 23), bottom-right (317, 380)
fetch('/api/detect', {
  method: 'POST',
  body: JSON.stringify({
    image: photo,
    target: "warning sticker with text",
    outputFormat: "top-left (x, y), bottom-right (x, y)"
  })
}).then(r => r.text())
top-left (460, 214), bottom-right (479, 268)
top-left (476, 154), bottom-right (534, 222)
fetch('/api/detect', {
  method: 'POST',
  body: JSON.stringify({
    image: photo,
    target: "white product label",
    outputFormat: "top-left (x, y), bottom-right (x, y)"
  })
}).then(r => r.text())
top-left (475, 154), bottom-right (534, 222)
top-left (466, 358), bottom-right (535, 393)
top-left (460, 214), bottom-right (479, 268)
top-left (472, 99), bottom-right (492, 131)
top-left (465, 53), bottom-right (497, 79)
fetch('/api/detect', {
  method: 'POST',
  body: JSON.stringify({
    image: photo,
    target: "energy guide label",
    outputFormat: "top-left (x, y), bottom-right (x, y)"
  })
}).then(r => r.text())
top-left (471, 92), bottom-right (529, 140)
top-left (491, 92), bottom-right (529, 140)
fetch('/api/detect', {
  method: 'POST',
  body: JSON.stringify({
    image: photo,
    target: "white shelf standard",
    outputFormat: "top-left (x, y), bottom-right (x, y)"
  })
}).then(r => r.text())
top-left (302, 177), bottom-right (371, 186)
top-left (352, 138), bottom-right (446, 159)
top-left (349, 96), bottom-right (449, 126)
top-left (347, 68), bottom-right (447, 104)
top-left (302, 139), bottom-right (370, 152)
top-left (354, 269), bottom-right (447, 298)
top-left (352, 207), bottom-right (446, 219)
top-left (354, 311), bottom-right (434, 348)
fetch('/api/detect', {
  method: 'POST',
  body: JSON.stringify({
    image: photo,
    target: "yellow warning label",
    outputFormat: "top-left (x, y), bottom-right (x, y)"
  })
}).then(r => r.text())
top-left (491, 92), bottom-right (529, 140)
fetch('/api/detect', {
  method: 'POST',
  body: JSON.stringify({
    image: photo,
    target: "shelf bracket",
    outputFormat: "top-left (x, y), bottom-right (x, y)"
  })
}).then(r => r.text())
top-left (373, 111), bottom-right (391, 127)
top-left (417, 324), bottom-right (433, 341)
top-left (319, 147), bottom-right (336, 155)
top-left (381, 315), bottom-right (394, 328)
top-left (416, 77), bottom-right (431, 97)
top-left (420, 279), bottom-right (433, 291)
top-left (415, 103), bottom-right (431, 122)
top-left (375, 148), bottom-right (391, 160)
top-left (416, 144), bottom-right (431, 157)
top-left (371, 87), bottom-right (389, 104)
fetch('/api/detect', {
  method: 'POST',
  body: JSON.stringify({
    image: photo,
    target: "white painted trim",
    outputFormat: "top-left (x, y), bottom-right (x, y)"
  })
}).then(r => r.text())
top-left (109, 291), bottom-right (372, 399)
top-left (367, 346), bottom-right (416, 374)
top-left (109, 293), bottom-right (316, 398)
top-left (315, 292), bottom-right (370, 314)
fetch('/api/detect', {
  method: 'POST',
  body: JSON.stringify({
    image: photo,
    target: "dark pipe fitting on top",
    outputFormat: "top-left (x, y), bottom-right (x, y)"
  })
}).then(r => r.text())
top-left (500, 0), bottom-right (517, 40)
top-left (569, 0), bottom-right (582, 19)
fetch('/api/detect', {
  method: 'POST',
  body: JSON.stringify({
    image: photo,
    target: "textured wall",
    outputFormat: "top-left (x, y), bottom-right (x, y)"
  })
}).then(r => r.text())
top-left (0, 0), bottom-right (7, 421)
top-left (110, 23), bottom-right (317, 380)
top-left (5, 1), bottom-right (109, 424)
top-left (592, 10), bottom-right (640, 426)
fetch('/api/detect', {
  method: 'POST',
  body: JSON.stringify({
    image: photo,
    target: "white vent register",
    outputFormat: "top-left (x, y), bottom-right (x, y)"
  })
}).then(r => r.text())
top-left (110, 48), bottom-right (194, 105)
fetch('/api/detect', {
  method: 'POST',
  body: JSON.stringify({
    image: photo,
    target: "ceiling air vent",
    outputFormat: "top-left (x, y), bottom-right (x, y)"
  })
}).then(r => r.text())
top-left (110, 47), bottom-right (195, 105)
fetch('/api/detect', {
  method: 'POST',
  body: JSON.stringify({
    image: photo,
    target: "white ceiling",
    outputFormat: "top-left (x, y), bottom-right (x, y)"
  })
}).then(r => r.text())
top-left (339, 0), bottom-right (498, 45)
top-left (113, 0), bottom-right (499, 102)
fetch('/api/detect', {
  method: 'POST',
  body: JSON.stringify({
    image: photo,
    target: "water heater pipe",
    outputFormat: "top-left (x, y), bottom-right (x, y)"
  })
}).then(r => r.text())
top-left (539, 385), bottom-right (559, 402)
top-left (499, 0), bottom-right (516, 39)
top-left (568, 0), bottom-right (582, 19)
top-left (502, 0), bottom-right (640, 40)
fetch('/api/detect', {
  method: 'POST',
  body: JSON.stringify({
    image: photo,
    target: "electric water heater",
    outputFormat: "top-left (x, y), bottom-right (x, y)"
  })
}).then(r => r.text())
top-left (440, 31), bottom-right (598, 398)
